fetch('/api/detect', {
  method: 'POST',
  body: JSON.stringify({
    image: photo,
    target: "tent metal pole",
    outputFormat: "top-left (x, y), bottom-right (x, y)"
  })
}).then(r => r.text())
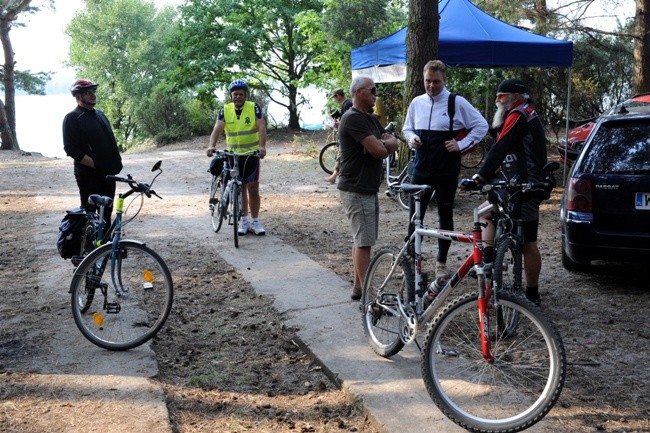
top-left (563, 67), bottom-right (572, 185)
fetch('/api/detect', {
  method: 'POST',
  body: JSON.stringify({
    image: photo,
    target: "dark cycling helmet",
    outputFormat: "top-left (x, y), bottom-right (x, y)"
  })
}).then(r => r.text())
top-left (70, 79), bottom-right (98, 96)
top-left (229, 79), bottom-right (249, 93)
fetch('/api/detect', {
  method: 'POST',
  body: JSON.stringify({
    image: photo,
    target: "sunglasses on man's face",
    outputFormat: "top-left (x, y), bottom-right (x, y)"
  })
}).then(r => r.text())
top-left (358, 87), bottom-right (377, 95)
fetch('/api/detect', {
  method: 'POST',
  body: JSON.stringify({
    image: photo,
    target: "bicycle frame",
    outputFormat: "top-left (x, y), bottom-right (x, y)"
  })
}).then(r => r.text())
top-left (375, 184), bottom-right (500, 361)
top-left (222, 156), bottom-right (242, 223)
top-left (385, 151), bottom-right (413, 196)
top-left (85, 162), bottom-right (163, 298)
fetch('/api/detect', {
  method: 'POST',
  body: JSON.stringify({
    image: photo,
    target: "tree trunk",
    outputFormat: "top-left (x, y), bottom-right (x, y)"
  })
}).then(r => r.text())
top-left (0, 19), bottom-right (16, 150)
top-left (287, 83), bottom-right (300, 130)
top-left (633, 0), bottom-right (650, 93)
top-left (0, 0), bottom-right (33, 151)
top-left (404, 0), bottom-right (439, 107)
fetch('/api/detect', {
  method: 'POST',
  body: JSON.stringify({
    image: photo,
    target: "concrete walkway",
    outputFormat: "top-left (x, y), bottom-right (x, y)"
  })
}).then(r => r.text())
top-left (209, 231), bottom-right (562, 433)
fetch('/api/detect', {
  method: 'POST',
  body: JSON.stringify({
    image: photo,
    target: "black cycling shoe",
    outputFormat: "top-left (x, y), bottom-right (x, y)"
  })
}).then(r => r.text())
top-left (525, 289), bottom-right (542, 307)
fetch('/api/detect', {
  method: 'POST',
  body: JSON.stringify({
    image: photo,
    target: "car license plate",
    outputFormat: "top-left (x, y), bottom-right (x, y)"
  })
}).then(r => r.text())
top-left (635, 192), bottom-right (650, 209)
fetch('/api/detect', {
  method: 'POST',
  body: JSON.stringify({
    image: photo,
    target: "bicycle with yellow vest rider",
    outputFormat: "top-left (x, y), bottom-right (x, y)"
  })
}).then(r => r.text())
top-left (206, 79), bottom-right (267, 236)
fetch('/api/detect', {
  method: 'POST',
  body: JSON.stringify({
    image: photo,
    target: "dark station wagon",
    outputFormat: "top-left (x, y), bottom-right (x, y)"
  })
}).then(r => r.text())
top-left (560, 105), bottom-right (650, 270)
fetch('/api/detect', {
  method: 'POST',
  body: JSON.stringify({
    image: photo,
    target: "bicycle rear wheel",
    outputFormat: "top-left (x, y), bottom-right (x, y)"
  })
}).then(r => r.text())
top-left (319, 142), bottom-right (338, 174)
top-left (461, 143), bottom-right (485, 169)
top-left (210, 175), bottom-right (225, 232)
top-left (493, 236), bottom-right (523, 335)
top-left (421, 291), bottom-right (566, 433)
top-left (232, 183), bottom-right (241, 248)
top-left (396, 173), bottom-right (412, 211)
top-left (70, 241), bottom-right (173, 351)
top-left (74, 215), bottom-right (101, 312)
top-left (361, 247), bottom-right (411, 358)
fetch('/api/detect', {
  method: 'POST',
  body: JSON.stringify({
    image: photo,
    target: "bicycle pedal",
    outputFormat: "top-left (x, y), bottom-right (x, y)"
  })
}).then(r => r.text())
top-left (105, 302), bottom-right (121, 314)
top-left (71, 256), bottom-right (84, 266)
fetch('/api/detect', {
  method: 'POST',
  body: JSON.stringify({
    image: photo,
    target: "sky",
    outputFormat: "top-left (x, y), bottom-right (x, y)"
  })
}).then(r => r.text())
top-left (11, 0), bottom-right (183, 78)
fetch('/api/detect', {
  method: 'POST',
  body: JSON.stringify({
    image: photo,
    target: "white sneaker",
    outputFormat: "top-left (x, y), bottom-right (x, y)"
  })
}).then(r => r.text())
top-left (238, 218), bottom-right (250, 235)
top-left (250, 219), bottom-right (266, 235)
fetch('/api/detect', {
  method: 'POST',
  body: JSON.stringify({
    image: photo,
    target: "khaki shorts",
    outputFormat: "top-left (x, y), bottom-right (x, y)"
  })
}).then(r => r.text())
top-left (339, 190), bottom-right (379, 248)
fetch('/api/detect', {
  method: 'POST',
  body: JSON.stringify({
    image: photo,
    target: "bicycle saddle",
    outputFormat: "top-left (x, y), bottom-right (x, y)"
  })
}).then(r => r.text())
top-left (88, 194), bottom-right (113, 207)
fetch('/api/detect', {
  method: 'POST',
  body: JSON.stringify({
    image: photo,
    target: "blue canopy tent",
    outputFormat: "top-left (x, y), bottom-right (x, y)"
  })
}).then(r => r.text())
top-left (351, 0), bottom-right (574, 178)
top-left (351, 0), bottom-right (573, 81)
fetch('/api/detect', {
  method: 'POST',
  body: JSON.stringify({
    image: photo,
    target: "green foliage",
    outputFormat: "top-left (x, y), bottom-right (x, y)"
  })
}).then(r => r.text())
top-left (569, 34), bottom-right (634, 119)
top-left (133, 87), bottom-right (189, 144)
top-left (168, 0), bottom-right (328, 129)
top-left (186, 98), bottom-right (219, 137)
top-left (133, 86), bottom-right (219, 144)
top-left (322, 0), bottom-right (407, 47)
top-left (10, 71), bottom-right (51, 95)
top-left (66, 0), bottom-right (179, 145)
top-left (377, 82), bottom-right (406, 127)
top-left (314, 0), bottom-right (407, 97)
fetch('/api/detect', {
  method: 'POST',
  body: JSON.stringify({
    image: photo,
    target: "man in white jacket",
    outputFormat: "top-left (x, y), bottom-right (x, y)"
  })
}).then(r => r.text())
top-left (402, 60), bottom-right (488, 278)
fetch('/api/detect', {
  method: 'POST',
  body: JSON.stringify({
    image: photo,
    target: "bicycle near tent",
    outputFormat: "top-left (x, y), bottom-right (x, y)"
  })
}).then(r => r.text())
top-left (65, 161), bottom-right (173, 351)
top-left (383, 121), bottom-right (412, 210)
top-left (208, 149), bottom-right (260, 248)
top-left (318, 119), bottom-right (339, 175)
top-left (460, 134), bottom-right (494, 169)
top-left (360, 162), bottom-right (564, 432)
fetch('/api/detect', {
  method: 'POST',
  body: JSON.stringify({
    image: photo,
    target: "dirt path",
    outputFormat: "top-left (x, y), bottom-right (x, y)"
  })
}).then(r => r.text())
top-left (1, 130), bottom-right (649, 432)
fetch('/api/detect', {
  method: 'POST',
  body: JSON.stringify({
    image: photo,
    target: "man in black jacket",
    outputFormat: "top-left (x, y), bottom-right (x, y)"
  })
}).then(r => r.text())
top-left (63, 79), bottom-right (122, 224)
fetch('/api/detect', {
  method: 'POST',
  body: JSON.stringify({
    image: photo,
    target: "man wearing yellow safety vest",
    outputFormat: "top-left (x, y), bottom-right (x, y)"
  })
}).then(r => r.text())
top-left (207, 79), bottom-right (268, 235)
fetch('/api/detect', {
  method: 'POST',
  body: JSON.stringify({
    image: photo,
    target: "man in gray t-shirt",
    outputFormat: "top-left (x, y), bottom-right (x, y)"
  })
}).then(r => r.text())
top-left (337, 76), bottom-right (399, 301)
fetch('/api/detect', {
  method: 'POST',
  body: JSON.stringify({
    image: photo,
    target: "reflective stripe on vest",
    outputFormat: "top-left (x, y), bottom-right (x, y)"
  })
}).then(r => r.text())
top-left (224, 101), bottom-right (259, 152)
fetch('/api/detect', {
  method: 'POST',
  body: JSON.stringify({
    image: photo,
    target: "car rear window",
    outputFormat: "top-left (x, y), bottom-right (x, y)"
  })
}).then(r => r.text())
top-left (579, 119), bottom-right (650, 174)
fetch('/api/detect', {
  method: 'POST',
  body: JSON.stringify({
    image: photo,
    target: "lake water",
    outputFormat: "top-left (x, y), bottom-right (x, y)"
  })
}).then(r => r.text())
top-left (15, 92), bottom-right (326, 159)
top-left (16, 94), bottom-right (72, 159)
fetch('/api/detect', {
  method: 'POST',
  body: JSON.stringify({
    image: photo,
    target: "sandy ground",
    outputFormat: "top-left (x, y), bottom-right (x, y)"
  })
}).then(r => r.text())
top-left (1, 129), bottom-right (648, 432)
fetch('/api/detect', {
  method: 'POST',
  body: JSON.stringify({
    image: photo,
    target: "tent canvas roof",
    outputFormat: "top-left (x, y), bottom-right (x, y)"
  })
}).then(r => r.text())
top-left (351, 0), bottom-right (573, 81)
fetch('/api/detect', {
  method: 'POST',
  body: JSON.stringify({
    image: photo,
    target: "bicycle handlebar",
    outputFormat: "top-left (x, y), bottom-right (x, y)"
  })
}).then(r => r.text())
top-left (213, 149), bottom-right (260, 158)
top-left (106, 161), bottom-right (163, 200)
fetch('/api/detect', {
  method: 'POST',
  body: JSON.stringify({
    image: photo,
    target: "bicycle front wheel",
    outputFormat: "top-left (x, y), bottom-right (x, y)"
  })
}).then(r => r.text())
top-left (70, 241), bottom-right (173, 351)
top-left (421, 291), bottom-right (566, 433)
top-left (319, 142), bottom-right (338, 174)
top-left (232, 183), bottom-right (241, 248)
top-left (361, 247), bottom-right (411, 358)
top-left (210, 175), bottom-right (225, 232)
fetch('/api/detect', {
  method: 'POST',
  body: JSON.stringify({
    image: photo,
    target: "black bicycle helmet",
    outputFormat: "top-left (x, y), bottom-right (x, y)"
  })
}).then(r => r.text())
top-left (229, 79), bottom-right (249, 93)
top-left (70, 79), bottom-right (98, 96)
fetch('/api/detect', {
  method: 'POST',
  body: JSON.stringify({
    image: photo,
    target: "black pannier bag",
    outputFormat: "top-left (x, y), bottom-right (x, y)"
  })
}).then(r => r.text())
top-left (209, 155), bottom-right (224, 177)
top-left (56, 208), bottom-right (88, 259)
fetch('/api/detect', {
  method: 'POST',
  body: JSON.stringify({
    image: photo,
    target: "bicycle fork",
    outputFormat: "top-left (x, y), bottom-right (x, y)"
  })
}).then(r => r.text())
top-left (472, 208), bottom-right (496, 364)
